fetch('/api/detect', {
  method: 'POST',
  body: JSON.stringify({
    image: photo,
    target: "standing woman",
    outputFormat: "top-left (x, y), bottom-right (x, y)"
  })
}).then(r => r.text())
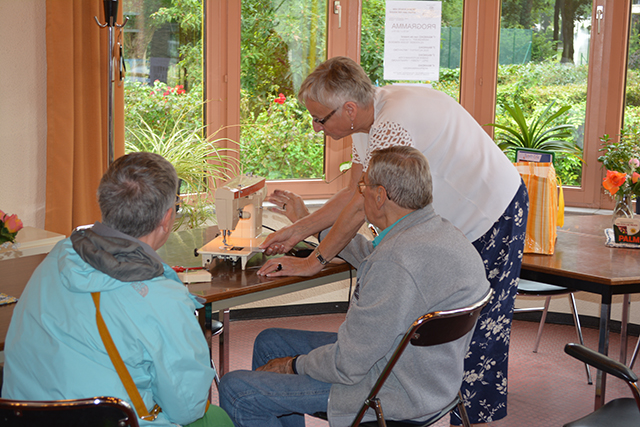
top-left (258, 56), bottom-right (528, 426)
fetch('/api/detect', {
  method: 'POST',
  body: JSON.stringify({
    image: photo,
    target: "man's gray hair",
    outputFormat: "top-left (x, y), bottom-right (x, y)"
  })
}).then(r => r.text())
top-left (368, 146), bottom-right (433, 210)
top-left (298, 56), bottom-right (376, 110)
top-left (97, 152), bottom-right (178, 238)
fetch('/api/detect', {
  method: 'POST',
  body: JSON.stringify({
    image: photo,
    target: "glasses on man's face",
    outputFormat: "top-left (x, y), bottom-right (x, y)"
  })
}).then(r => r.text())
top-left (313, 107), bottom-right (338, 126)
top-left (357, 179), bottom-right (377, 195)
top-left (175, 194), bottom-right (182, 213)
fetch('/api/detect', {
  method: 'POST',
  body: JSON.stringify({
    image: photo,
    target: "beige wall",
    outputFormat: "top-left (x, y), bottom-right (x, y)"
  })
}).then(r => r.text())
top-left (0, 0), bottom-right (47, 229)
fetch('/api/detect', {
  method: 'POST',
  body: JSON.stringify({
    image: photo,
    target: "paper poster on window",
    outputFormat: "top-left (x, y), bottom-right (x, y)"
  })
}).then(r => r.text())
top-left (383, 1), bottom-right (442, 81)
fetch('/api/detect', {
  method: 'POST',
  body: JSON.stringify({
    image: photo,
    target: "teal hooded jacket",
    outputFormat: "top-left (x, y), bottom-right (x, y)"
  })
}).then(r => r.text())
top-left (2, 223), bottom-right (214, 426)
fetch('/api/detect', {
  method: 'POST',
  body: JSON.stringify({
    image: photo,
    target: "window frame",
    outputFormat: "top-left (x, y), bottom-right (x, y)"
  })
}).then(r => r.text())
top-left (204, 0), bottom-right (632, 209)
top-left (204, 0), bottom-right (360, 199)
top-left (462, 0), bottom-right (631, 209)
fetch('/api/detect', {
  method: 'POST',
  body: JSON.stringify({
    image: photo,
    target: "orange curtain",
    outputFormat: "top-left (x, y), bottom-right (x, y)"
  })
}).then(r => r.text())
top-left (45, 0), bottom-right (125, 236)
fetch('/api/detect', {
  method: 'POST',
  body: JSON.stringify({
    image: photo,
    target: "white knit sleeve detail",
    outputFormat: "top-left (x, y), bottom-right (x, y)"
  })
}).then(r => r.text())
top-left (361, 121), bottom-right (413, 170)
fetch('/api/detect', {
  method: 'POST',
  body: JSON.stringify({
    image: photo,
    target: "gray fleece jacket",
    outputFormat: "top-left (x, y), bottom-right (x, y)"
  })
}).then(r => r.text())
top-left (296, 205), bottom-right (490, 426)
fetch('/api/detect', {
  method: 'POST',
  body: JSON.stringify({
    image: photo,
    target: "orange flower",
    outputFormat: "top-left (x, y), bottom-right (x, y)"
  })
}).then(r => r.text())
top-left (633, 172), bottom-right (640, 184)
top-left (603, 170), bottom-right (627, 195)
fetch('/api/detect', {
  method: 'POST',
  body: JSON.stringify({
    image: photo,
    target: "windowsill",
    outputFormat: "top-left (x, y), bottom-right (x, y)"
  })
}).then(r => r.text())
top-left (564, 206), bottom-right (613, 216)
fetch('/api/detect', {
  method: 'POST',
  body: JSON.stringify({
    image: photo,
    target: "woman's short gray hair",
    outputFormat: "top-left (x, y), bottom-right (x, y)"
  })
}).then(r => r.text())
top-left (368, 146), bottom-right (433, 210)
top-left (97, 152), bottom-right (178, 238)
top-left (298, 56), bottom-right (376, 110)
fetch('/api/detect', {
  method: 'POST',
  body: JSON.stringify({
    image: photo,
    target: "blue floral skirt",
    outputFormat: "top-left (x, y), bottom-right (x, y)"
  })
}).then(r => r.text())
top-left (452, 180), bottom-right (529, 424)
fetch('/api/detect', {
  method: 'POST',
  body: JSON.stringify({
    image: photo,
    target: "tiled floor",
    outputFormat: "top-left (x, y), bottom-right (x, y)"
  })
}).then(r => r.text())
top-left (209, 313), bottom-right (636, 427)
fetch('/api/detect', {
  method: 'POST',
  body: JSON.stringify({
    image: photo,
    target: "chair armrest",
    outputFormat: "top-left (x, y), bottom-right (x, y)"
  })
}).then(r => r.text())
top-left (564, 343), bottom-right (638, 383)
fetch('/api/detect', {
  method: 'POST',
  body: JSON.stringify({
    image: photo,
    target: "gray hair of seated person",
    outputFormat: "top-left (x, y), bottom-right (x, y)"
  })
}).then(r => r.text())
top-left (97, 152), bottom-right (178, 238)
top-left (368, 146), bottom-right (433, 210)
top-left (298, 56), bottom-right (376, 110)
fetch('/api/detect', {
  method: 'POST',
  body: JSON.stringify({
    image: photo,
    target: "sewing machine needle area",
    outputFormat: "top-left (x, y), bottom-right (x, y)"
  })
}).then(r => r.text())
top-left (198, 174), bottom-right (269, 270)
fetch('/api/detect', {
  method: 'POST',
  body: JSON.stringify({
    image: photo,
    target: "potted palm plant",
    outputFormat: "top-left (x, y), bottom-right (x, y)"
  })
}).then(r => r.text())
top-left (488, 101), bottom-right (581, 157)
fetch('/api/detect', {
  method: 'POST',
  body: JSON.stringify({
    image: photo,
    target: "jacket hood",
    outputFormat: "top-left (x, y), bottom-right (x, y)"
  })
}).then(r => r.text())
top-left (68, 224), bottom-right (164, 293)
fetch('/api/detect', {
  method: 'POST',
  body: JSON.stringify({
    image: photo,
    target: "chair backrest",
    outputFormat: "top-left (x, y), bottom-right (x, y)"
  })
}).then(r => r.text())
top-left (0, 396), bottom-right (139, 427)
top-left (351, 289), bottom-right (493, 426)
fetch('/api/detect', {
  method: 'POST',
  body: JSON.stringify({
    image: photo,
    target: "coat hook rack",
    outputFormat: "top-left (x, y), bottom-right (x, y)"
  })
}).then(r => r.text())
top-left (95, 0), bottom-right (128, 166)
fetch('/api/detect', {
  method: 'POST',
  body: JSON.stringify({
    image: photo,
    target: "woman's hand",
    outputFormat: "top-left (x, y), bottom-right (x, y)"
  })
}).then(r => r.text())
top-left (267, 190), bottom-right (310, 224)
top-left (260, 225), bottom-right (300, 255)
top-left (257, 255), bottom-right (323, 277)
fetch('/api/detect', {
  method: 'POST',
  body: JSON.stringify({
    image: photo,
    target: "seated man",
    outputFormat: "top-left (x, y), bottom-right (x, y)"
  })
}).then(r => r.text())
top-left (219, 146), bottom-right (491, 427)
top-left (2, 152), bottom-right (232, 427)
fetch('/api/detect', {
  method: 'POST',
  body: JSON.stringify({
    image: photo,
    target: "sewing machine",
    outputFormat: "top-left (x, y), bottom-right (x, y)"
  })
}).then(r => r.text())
top-left (198, 174), bottom-right (268, 270)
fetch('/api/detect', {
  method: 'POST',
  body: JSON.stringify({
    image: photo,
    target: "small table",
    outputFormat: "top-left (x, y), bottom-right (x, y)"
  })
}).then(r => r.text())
top-left (0, 227), bottom-right (65, 351)
top-left (157, 226), bottom-right (353, 375)
top-left (520, 214), bottom-right (640, 409)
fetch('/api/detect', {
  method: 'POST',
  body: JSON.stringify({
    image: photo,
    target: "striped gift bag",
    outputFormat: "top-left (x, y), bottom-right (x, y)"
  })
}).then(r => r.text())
top-left (514, 162), bottom-right (564, 254)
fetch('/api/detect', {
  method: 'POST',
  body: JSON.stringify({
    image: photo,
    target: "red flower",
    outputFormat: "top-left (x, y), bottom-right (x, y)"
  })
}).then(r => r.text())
top-left (274, 93), bottom-right (286, 104)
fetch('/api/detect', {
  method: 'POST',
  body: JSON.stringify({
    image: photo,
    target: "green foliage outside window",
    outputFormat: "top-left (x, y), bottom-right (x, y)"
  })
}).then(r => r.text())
top-left (125, 80), bottom-right (203, 141)
top-left (239, 90), bottom-right (324, 180)
top-left (238, 0), bottom-right (327, 179)
top-left (123, 0), bottom-right (640, 190)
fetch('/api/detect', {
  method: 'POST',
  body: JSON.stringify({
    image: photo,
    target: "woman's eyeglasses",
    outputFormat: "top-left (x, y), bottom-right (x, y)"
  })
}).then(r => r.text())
top-left (313, 107), bottom-right (338, 126)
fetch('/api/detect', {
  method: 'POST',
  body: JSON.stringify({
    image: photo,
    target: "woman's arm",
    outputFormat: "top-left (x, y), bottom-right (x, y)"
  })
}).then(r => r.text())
top-left (257, 166), bottom-right (366, 277)
top-left (260, 163), bottom-right (363, 255)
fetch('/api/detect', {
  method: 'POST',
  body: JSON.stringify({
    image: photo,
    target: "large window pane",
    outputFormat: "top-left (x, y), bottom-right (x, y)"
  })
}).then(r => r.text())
top-left (123, 1), bottom-right (221, 229)
top-left (239, 0), bottom-right (327, 180)
top-left (624, 3), bottom-right (640, 132)
top-left (360, 0), bottom-right (463, 101)
top-left (496, 0), bottom-right (591, 187)
top-left (123, 0), bottom-right (204, 137)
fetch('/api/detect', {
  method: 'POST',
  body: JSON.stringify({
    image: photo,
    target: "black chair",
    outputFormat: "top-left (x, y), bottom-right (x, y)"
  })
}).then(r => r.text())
top-left (0, 396), bottom-right (139, 427)
top-left (348, 289), bottom-right (493, 427)
top-left (515, 279), bottom-right (592, 384)
top-left (197, 307), bottom-right (223, 389)
top-left (210, 319), bottom-right (224, 388)
top-left (563, 343), bottom-right (640, 427)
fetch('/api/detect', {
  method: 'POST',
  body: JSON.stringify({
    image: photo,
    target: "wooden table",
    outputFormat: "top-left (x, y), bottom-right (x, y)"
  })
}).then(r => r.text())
top-left (520, 214), bottom-right (640, 409)
top-left (157, 226), bottom-right (354, 375)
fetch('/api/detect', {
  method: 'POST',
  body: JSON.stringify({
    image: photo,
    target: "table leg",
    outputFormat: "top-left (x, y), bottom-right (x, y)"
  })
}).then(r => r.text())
top-left (219, 308), bottom-right (230, 376)
top-left (620, 294), bottom-right (630, 364)
top-left (595, 300), bottom-right (611, 410)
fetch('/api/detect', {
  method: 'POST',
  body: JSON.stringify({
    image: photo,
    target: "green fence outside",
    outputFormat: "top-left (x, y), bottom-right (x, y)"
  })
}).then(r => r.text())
top-left (440, 27), bottom-right (533, 69)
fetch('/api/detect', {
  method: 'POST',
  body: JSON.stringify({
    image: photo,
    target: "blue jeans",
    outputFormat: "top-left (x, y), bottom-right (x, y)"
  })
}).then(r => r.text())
top-left (218, 328), bottom-right (336, 427)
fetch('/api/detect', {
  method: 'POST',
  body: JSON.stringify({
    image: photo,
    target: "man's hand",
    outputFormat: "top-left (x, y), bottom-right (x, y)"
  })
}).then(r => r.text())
top-left (257, 254), bottom-right (324, 277)
top-left (267, 190), bottom-right (310, 224)
top-left (256, 356), bottom-right (295, 374)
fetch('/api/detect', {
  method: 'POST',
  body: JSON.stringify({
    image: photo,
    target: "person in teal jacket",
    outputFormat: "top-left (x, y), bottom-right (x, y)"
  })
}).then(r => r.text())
top-left (2, 152), bottom-right (233, 427)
